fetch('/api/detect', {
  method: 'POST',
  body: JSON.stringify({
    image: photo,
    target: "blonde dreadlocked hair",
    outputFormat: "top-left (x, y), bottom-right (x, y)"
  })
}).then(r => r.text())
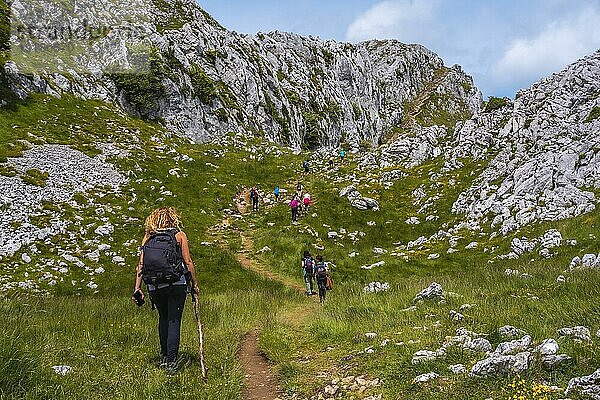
top-left (144, 207), bottom-right (182, 235)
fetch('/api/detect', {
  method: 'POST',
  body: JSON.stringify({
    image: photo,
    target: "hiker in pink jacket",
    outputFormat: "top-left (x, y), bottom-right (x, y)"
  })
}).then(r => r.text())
top-left (290, 196), bottom-right (300, 223)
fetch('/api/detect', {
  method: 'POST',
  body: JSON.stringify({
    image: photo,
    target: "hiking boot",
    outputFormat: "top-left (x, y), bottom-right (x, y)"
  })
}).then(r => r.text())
top-left (158, 356), bottom-right (168, 369)
top-left (165, 362), bottom-right (178, 376)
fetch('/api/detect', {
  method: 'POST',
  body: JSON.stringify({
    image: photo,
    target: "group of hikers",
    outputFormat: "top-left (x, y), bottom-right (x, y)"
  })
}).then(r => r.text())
top-left (301, 250), bottom-right (333, 303)
top-left (249, 180), bottom-right (311, 224)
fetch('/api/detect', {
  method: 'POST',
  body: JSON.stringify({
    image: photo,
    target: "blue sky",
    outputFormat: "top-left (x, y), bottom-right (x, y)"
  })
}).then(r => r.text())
top-left (198, 0), bottom-right (600, 98)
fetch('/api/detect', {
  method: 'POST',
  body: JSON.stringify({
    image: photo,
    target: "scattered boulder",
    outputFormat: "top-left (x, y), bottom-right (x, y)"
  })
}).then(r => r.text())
top-left (340, 186), bottom-right (380, 211)
top-left (412, 372), bottom-right (439, 384)
top-left (363, 282), bottom-right (390, 293)
top-left (463, 337), bottom-right (492, 353)
top-left (448, 364), bottom-right (466, 374)
top-left (470, 352), bottom-right (530, 377)
top-left (51, 365), bottom-right (72, 375)
top-left (94, 222), bottom-right (114, 236)
top-left (498, 325), bottom-right (528, 340)
top-left (413, 282), bottom-right (444, 303)
top-left (558, 326), bottom-right (592, 342)
top-left (536, 338), bottom-right (559, 356)
top-left (361, 261), bottom-right (385, 270)
top-left (449, 310), bottom-right (464, 321)
top-left (372, 247), bottom-right (387, 255)
top-left (542, 354), bottom-right (572, 369)
top-left (511, 237), bottom-right (536, 256)
top-left (411, 348), bottom-right (446, 364)
top-left (494, 335), bottom-right (532, 355)
top-left (565, 368), bottom-right (600, 399)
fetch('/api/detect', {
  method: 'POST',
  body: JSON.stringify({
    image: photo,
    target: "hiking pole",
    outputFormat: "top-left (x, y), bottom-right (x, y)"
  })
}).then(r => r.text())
top-left (191, 291), bottom-right (208, 381)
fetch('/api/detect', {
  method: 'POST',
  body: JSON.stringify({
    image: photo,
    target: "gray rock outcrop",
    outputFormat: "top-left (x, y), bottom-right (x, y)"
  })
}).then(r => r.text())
top-left (4, 0), bottom-right (480, 150)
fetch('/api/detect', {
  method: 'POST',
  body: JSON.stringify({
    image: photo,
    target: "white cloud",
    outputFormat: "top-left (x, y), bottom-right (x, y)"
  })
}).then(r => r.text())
top-left (345, 0), bottom-right (440, 43)
top-left (489, 7), bottom-right (600, 94)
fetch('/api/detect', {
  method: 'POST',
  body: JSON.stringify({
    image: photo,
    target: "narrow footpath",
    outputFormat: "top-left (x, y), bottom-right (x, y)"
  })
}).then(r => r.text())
top-left (208, 216), bottom-right (315, 400)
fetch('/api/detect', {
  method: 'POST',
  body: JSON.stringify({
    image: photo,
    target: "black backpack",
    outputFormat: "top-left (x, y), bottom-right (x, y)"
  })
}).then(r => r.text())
top-left (142, 229), bottom-right (185, 285)
top-left (315, 262), bottom-right (327, 279)
top-left (304, 257), bottom-right (314, 274)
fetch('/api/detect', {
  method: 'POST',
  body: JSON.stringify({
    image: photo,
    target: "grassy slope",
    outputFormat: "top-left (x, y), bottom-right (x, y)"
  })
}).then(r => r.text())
top-left (0, 95), bottom-right (599, 399)
top-left (249, 159), bottom-right (600, 398)
top-left (0, 95), bottom-right (303, 399)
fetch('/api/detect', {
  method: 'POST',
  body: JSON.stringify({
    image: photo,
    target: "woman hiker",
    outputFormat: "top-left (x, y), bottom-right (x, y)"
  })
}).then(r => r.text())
top-left (301, 250), bottom-right (315, 296)
top-left (290, 195), bottom-right (300, 224)
top-left (314, 255), bottom-right (329, 303)
top-left (132, 207), bottom-right (199, 374)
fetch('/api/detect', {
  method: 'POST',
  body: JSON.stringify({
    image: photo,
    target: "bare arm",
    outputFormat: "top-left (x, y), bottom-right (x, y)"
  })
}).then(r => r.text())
top-left (177, 231), bottom-right (199, 294)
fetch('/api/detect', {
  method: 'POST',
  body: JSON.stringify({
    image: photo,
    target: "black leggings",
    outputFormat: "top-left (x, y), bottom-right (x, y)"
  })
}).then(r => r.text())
top-left (317, 278), bottom-right (327, 302)
top-left (151, 285), bottom-right (186, 362)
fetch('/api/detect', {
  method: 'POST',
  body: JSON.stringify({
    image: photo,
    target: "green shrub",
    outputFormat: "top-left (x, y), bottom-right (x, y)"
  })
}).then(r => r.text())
top-left (189, 65), bottom-right (217, 104)
top-left (301, 111), bottom-right (321, 150)
top-left (110, 72), bottom-right (166, 118)
top-left (0, 164), bottom-right (17, 177)
top-left (214, 107), bottom-right (228, 122)
top-left (584, 106), bottom-right (600, 123)
top-left (285, 90), bottom-right (301, 106)
top-left (358, 139), bottom-right (373, 153)
top-left (484, 96), bottom-right (509, 112)
top-left (0, 0), bottom-right (9, 52)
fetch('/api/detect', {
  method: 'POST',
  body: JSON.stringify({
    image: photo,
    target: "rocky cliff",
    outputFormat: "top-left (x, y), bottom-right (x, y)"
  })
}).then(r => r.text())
top-left (1, 0), bottom-right (480, 148)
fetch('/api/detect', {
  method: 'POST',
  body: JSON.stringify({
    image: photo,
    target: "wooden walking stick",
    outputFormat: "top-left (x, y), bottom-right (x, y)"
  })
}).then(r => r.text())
top-left (191, 291), bottom-right (207, 380)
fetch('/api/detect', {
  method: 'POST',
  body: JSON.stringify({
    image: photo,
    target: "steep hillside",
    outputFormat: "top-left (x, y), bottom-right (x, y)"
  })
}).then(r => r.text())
top-left (2, 0), bottom-right (480, 148)
top-left (361, 50), bottom-right (600, 237)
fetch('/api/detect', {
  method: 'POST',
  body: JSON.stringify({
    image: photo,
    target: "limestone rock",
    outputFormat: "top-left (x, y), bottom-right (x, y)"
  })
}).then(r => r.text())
top-left (413, 282), bottom-right (444, 303)
top-left (412, 372), bottom-right (439, 384)
top-left (565, 368), bottom-right (600, 399)
top-left (558, 326), bottom-right (592, 342)
top-left (470, 352), bottom-right (530, 377)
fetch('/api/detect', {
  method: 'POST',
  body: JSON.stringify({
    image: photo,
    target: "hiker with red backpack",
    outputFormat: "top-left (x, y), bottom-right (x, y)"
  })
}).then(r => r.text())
top-left (132, 207), bottom-right (199, 375)
top-left (301, 250), bottom-right (316, 296)
top-left (303, 193), bottom-right (311, 213)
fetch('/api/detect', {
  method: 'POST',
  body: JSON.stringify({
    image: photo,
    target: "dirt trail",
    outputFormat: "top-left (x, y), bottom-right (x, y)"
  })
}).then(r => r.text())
top-left (208, 216), bottom-right (316, 399)
top-left (239, 331), bottom-right (284, 400)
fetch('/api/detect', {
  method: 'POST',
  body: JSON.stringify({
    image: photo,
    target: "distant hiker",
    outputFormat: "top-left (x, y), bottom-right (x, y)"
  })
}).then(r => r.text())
top-left (250, 185), bottom-right (259, 211)
top-left (290, 195), bottom-right (300, 223)
top-left (296, 181), bottom-right (303, 198)
top-left (133, 207), bottom-right (199, 374)
top-left (303, 193), bottom-right (311, 213)
top-left (328, 157), bottom-right (334, 168)
top-left (274, 186), bottom-right (280, 202)
top-left (303, 159), bottom-right (310, 174)
top-left (301, 250), bottom-right (315, 295)
top-left (314, 254), bottom-right (328, 303)
top-left (339, 149), bottom-right (346, 162)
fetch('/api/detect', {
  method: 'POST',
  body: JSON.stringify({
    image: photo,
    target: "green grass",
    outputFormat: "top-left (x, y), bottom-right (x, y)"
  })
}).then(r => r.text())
top-left (584, 106), bottom-right (600, 123)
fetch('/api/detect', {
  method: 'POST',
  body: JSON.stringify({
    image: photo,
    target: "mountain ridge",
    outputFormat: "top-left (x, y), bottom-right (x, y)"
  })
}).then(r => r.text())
top-left (2, 0), bottom-right (480, 148)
